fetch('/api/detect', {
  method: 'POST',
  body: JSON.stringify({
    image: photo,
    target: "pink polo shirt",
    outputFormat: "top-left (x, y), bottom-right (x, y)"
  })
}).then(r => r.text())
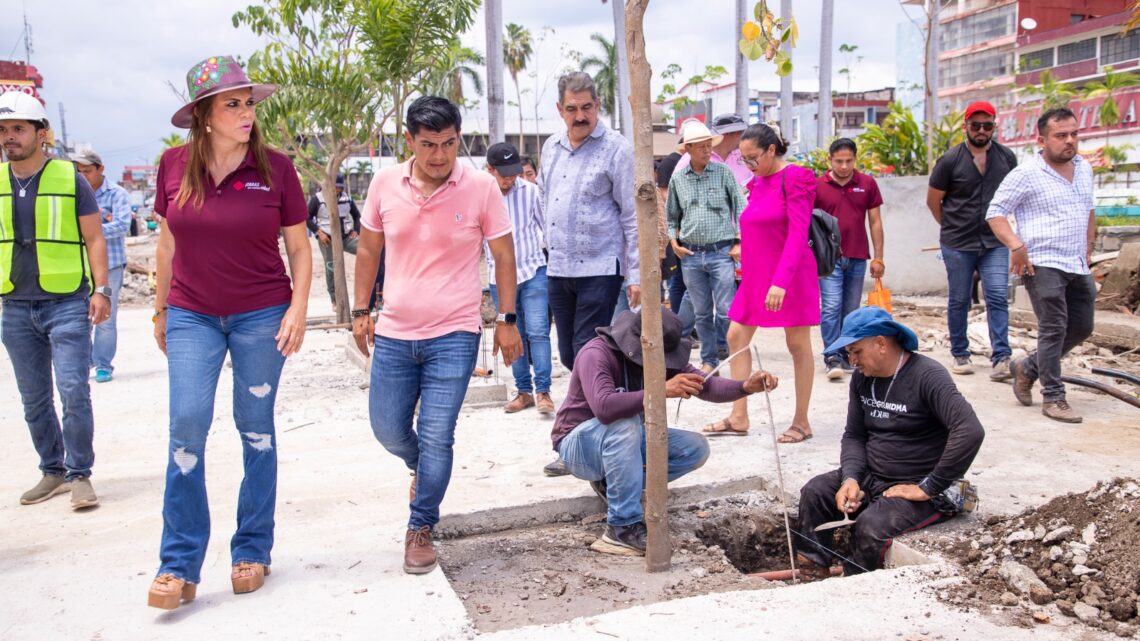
top-left (361, 159), bottom-right (511, 340)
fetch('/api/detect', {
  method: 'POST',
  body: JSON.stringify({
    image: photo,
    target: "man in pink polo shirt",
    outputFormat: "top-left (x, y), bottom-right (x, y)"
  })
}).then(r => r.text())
top-left (351, 96), bottom-right (523, 576)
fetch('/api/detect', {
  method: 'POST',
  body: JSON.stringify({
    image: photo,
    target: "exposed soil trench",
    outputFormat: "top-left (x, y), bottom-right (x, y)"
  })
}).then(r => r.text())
top-left (438, 492), bottom-right (832, 632)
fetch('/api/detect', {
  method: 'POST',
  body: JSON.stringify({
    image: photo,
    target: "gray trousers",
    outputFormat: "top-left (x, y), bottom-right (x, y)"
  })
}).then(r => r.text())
top-left (1021, 266), bottom-right (1096, 402)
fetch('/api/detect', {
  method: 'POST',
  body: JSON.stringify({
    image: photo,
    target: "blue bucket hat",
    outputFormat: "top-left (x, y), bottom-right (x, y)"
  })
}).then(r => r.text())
top-left (825, 306), bottom-right (919, 354)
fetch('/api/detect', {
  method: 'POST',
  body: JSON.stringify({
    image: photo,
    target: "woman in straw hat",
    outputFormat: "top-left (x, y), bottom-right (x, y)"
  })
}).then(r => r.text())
top-left (147, 55), bottom-right (312, 610)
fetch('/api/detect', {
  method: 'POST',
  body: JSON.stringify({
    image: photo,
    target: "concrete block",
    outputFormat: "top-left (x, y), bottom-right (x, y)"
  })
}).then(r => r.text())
top-left (1100, 242), bottom-right (1140, 298)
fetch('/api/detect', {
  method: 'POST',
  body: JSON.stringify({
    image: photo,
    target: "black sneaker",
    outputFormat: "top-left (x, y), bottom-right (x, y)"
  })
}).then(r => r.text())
top-left (543, 458), bottom-right (570, 477)
top-left (589, 479), bottom-right (608, 506)
top-left (591, 522), bottom-right (647, 556)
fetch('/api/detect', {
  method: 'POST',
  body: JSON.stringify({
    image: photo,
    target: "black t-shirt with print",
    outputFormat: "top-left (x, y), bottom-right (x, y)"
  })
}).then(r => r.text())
top-left (839, 353), bottom-right (985, 497)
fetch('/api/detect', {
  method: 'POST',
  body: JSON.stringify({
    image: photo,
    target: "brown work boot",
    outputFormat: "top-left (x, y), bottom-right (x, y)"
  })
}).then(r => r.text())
top-left (535, 392), bottom-right (555, 416)
top-left (504, 392), bottom-right (535, 413)
top-left (1010, 358), bottom-right (1035, 406)
top-left (1042, 400), bottom-right (1082, 424)
top-left (403, 526), bottom-right (437, 574)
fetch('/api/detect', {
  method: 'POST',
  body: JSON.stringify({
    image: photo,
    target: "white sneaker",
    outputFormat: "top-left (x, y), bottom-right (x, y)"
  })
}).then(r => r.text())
top-left (951, 356), bottom-right (974, 375)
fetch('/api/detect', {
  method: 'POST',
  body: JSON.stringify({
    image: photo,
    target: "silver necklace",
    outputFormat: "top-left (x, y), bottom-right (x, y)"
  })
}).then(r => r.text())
top-left (871, 351), bottom-right (907, 406)
top-left (12, 161), bottom-right (47, 198)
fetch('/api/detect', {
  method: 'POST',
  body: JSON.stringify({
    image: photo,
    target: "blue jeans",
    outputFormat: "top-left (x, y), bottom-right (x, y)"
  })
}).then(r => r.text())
top-left (370, 330), bottom-right (480, 530)
top-left (490, 266), bottom-right (552, 393)
top-left (1, 296), bottom-right (95, 479)
top-left (819, 257), bottom-right (867, 363)
top-left (941, 245), bottom-right (1011, 364)
top-left (559, 416), bottom-right (709, 526)
top-left (91, 265), bottom-right (124, 372)
top-left (680, 246), bottom-right (736, 367)
top-left (548, 274), bottom-right (624, 370)
top-left (158, 303), bottom-right (288, 584)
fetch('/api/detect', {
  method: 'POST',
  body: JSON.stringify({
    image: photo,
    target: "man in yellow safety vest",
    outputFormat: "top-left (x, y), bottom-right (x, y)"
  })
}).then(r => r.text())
top-left (0, 90), bottom-right (110, 510)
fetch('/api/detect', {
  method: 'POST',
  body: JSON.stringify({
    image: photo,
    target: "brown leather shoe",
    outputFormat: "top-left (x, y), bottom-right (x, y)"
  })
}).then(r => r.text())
top-left (1010, 357), bottom-right (1035, 407)
top-left (404, 526), bottom-right (437, 574)
top-left (535, 392), bottom-right (555, 416)
top-left (1042, 400), bottom-right (1082, 423)
top-left (504, 392), bottom-right (535, 413)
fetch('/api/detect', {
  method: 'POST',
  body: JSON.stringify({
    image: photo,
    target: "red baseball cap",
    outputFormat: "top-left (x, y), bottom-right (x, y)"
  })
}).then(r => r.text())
top-left (964, 101), bottom-right (996, 120)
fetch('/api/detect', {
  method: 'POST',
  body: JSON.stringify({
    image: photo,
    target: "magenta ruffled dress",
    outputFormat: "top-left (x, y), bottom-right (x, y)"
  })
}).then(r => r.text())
top-left (728, 164), bottom-right (821, 328)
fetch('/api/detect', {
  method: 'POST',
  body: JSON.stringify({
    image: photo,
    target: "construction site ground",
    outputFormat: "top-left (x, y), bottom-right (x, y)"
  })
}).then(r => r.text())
top-left (1, 237), bottom-right (1138, 641)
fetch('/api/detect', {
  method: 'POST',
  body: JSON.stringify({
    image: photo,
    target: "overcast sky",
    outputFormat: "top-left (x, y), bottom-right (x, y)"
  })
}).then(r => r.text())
top-left (2, 0), bottom-right (919, 182)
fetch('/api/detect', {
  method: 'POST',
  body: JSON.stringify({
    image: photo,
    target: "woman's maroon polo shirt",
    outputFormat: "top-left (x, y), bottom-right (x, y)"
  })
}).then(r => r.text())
top-left (155, 146), bottom-right (307, 316)
top-left (813, 170), bottom-right (884, 261)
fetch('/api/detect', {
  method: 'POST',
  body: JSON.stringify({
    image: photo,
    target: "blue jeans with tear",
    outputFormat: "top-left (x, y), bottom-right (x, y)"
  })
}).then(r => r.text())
top-left (558, 416), bottom-right (709, 526)
top-left (370, 330), bottom-right (480, 530)
top-left (157, 303), bottom-right (288, 584)
top-left (1, 296), bottom-right (95, 479)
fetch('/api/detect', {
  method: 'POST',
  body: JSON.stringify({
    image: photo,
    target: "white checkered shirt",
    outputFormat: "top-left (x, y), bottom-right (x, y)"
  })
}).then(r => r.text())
top-left (985, 152), bottom-right (1094, 275)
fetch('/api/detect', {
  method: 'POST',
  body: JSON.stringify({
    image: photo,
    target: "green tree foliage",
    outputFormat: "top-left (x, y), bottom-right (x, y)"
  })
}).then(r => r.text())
top-left (856, 102), bottom-right (927, 175)
top-left (738, 0), bottom-right (797, 75)
top-left (580, 32), bottom-right (619, 128)
top-left (429, 45), bottom-right (485, 109)
top-left (504, 23), bottom-right (533, 150)
top-left (1016, 69), bottom-right (1077, 111)
top-left (155, 132), bottom-right (185, 165)
top-left (1084, 66), bottom-right (1140, 155)
top-left (654, 63), bottom-right (727, 122)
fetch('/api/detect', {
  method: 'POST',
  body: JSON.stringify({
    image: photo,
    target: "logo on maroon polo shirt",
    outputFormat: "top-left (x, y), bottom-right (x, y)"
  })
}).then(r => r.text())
top-left (233, 181), bottom-right (245, 191)
top-left (455, 213), bottom-right (463, 222)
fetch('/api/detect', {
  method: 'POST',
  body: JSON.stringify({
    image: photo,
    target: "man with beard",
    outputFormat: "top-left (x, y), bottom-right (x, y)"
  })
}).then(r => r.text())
top-left (927, 101), bottom-right (1017, 380)
top-left (0, 91), bottom-right (110, 509)
top-left (985, 108), bottom-right (1096, 424)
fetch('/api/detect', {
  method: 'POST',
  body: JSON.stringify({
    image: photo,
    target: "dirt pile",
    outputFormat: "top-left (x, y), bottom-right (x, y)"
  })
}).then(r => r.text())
top-left (118, 270), bottom-right (155, 307)
top-left (947, 478), bottom-right (1140, 636)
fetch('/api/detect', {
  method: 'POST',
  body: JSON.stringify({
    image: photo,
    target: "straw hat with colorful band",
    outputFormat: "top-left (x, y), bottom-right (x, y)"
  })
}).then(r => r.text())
top-left (170, 55), bottom-right (277, 129)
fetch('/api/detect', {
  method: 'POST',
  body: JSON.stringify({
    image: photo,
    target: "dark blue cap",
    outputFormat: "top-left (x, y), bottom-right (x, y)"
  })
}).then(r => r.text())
top-left (825, 306), bottom-right (919, 354)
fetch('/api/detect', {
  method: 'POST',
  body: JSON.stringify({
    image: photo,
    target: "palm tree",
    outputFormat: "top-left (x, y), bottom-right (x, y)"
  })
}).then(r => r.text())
top-left (1017, 69), bottom-right (1076, 111)
top-left (155, 132), bottom-right (185, 164)
top-left (503, 23), bottom-right (533, 153)
top-left (1084, 66), bottom-right (1140, 155)
top-left (435, 45), bottom-right (485, 109)
top-left (581, 32), bottom-right (618, 129)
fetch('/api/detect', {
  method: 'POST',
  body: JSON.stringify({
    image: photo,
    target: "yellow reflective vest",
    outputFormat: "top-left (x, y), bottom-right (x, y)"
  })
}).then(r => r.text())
top-left (0, 159), bottom-right (90, 295)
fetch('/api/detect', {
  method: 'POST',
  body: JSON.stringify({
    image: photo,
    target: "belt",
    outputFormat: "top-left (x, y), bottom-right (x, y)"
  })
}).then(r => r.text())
top-left (681, 239), bottom-right (735, 252)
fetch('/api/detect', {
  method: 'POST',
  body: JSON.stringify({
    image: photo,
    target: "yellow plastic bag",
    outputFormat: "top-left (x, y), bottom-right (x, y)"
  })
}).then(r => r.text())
top-left (867, 278), bottom-right (893, 314)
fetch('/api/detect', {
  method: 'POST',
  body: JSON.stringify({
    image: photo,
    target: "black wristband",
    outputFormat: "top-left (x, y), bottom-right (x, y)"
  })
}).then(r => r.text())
top-left (350, 308), bottom-right (372, 318)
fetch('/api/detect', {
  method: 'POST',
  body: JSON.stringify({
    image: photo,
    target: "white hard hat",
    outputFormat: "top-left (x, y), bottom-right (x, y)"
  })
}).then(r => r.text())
top-left (0, 91), bottom-right (49, 126)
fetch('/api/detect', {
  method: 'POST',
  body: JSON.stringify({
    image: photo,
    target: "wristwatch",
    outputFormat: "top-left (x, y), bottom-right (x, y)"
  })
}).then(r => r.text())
top-left (94, 286), bottom-right (113, 299)
top-left (496, 312), bottom-right (517, 325)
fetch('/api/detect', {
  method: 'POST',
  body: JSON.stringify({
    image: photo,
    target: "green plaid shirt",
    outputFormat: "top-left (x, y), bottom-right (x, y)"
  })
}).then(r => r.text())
top-left (666, 162), bottom-right (747, 245)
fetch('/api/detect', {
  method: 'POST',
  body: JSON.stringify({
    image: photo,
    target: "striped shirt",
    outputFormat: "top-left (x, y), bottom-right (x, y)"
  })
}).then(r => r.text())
top-left (93, 179), bottom-right (133, 269)
top-left (985, 152), bottom-right (1094, 275)
top-left (538, 121), bottom-right (640, 284)
top-left (666, 161), bottom-right (746, 245)
top-left (485, 178), bottom-right (546, 285)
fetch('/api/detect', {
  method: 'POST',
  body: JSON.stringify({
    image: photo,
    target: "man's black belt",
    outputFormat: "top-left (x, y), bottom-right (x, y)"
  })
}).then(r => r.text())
top-left (681, 239), bottom-right (736, 252)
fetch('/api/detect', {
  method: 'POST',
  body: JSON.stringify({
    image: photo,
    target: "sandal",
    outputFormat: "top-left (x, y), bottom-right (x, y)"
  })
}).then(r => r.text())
top-left (777, 425), bottom-right (813, 444)
top-left (148, 573), bottom-right (196, 610)
top-left (702, 418), bottom-right (749, 436)
top-left (231, 562), bottom-right (271, 594)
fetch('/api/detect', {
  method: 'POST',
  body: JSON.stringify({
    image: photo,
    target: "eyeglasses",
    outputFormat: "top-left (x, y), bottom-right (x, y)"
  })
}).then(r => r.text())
top-left (968, 121), bottom-right (996, 132)
top-left (741, 156), bottom-right (760, 168)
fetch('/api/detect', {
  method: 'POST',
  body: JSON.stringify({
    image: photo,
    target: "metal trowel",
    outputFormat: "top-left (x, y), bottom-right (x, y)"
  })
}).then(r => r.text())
top-left (814, 504), bottom-right (857, 532)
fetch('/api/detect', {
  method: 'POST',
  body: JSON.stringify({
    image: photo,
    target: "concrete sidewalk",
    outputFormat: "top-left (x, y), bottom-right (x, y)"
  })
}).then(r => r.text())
top-left (0, 298), bottom-right (1137, 640)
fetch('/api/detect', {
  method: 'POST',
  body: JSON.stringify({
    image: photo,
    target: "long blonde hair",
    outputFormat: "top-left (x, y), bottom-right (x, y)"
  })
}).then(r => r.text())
top-left (175, 96), bottom-right (274, 208)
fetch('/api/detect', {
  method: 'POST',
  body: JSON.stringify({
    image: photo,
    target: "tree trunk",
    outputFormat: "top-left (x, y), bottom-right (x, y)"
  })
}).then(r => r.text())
top-left (735, 0), bottom-right (750, 118)
top-left (923, 0), bottom-right (942, 173)
top-left (516, 82), bottom-right (526, 153)
top-left (818, 0), bottom-right (834, 149)
top-left (626, 0), bottom-right (670, 573)
top-left (321, 158), bottom-right (350, 324)
top-left (779, 0), bottom-right (794, 148)
top-left (612, 0), bottom-right (634, 140)
top-left (485, 0), bottom-right (506, 144)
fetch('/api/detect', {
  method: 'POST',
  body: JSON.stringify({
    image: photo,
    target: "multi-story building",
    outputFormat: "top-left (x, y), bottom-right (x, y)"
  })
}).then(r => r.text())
top-left (1000, 3), bottom-right (1136, 165)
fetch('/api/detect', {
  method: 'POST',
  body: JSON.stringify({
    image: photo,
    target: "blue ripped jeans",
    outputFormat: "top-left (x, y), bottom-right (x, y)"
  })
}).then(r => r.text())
top-left (157, 303), bottom-right (288, 584)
